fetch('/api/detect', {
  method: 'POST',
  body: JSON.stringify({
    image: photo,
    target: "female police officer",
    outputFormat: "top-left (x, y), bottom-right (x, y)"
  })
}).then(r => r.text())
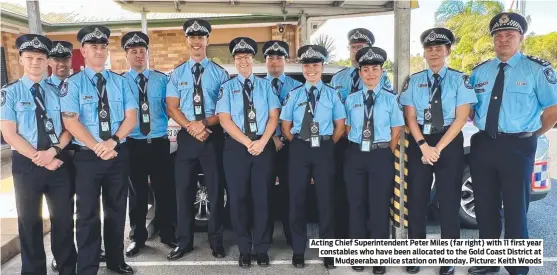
top-left (399, 27), bottom-right (477, 275)
top-left (344, 46), bottom-right (404, 274)
top-left (280, 45), bottom-right (345, 269)
top-left (216, 37), bottom-right (280, 268)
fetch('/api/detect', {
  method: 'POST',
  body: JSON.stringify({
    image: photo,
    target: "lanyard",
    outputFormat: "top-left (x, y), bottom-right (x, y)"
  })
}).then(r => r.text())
top-left (307, 88), bottom-right (322, 117)
top-left (135, 77), bottom-right (148, 102)
top-left (362, 91), bottom-right (378, 121)
top-left (240, 79), bottom-right (254, 106)
top-left (426, 72), bottom-right (445, 103)
top-left (32, 85), bottom-right (48, 117)
top-left (86, 73), bottom-right (107, 108)
top-left (191, 66), bottom-right (204, 87)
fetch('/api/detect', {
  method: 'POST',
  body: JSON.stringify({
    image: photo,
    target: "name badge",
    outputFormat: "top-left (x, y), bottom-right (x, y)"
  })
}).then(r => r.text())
top-left (361, 121), bottom-right (373, 152)
top-left (310, 121), bottom-right (320, 148)
top-left (248, 108), bottom-right (257, 134)
top-left (195, 105), bottom-right (202, 115)
top-left (423, 123), bottom-right (432, 135)
top-left (142, 114), bottom-right (150, 123)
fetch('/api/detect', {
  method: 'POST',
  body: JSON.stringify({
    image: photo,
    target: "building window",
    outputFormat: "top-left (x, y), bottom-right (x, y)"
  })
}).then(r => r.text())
top-left (207, 43), bottom-right (266, 65)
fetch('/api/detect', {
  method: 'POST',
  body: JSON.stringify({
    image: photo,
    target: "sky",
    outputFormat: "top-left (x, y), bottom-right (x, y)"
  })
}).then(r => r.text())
top-left (312, 0), bottom-right (557, 61)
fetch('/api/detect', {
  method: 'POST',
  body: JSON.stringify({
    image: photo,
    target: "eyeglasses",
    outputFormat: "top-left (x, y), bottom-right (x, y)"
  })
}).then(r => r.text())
top-left (234, 55), bottom-right (252, 62)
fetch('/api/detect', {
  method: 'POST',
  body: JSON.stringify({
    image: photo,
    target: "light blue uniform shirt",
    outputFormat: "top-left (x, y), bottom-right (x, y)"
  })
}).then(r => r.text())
top-left (1, 76), bottom-right (63, 149)
top-left (60, 67), bottom-right (138, 146)
top-left (470, 52), bottom-right (557, 133)
top-left (265, 73), bottom-right (302, 136)
top-left (46, 75), bottom-right (65, 90)
top-left (166, 57), bottom-right (229, 121)
top-left (123, 69), bottom-right (169, 139)
top-left (216, 74), bottom-right (281, 135)
top-left (399, 66), bottom-right (477, 126)
top-left (345, 85), bottom-right (404, 143)
top-left (280, 80), bottom-right (346, 135)
top-left (330, 66), bottom-right (392, 102)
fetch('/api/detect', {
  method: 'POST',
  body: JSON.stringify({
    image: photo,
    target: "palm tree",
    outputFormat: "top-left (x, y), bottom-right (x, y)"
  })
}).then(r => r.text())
top-left (312, 33), bottom-right (337, 61)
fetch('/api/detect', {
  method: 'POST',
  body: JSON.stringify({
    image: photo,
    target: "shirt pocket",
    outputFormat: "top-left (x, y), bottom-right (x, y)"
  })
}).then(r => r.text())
top-left (15, 102), bottom-right (36, 131)
top-left (414, 88), bottom-right (430, 111)
top-left (148, 82), bottom-right (165, 115)
top-left (108, 93), bottom-right (124, 123)
top-left (79, 95), bottom-right (97, 125)
top-left (46, 104), bottom-right (61, 133)
top-left (507, 84), bottom-right (534, 118)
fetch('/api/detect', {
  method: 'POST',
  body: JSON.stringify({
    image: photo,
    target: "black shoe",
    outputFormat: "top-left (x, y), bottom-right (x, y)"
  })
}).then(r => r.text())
top-left (51, 258), bottom-right (58, 272)
top-left (406, 266), bottom-right (420, 274)
top-left (292, 254), bottom-right (305, 268)
top-left (106, 263), bottom-right (134, 274)
top-left (257, 253), bottom-right (270, 267)
top-left (440, 266), bottom-right (455, 275)
top-left (212, 246), bottom-right (225, 258)
top-left (238, 254), bottom-right (251, 268)
top-left (373, 266), bottom-right (386, 274)
top-left (323, 257), bottom-right (335, 269)
top-left (100, 249), bottom-right (106, 262)
top-left (468, 266), bottom-right (500, 274)
top-left (352, 266), bottom-right (364, 271)
top-left (161, 239), bottom-right (178, 249)
top-left (125, 242), bottom-right (145, 257)
top-left (166, 246), bottom-right (193, 260)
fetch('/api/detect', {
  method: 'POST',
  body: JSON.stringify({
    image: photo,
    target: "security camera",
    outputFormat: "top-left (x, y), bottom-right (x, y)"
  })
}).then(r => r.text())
top-left (278, 24), bottom-right (285, 33)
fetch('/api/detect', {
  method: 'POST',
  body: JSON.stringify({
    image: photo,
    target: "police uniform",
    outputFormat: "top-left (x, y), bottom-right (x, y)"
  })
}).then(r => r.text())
top-left (120, 31), bottom-right (177, 256)
top-left (215, 37), bottom-right (280, 267)
top-left (262, 40), bottom-right (302, 246)
top-left (468, 13), bottom-right (557, 275)
top-left (60, 25), bottom-right (137, 275)
top-left (165, 19), bottom-right (228, 261)
top-left (328, 28), bottom-right (391, 239)
top-left (344, 47), bottom-right (404, 273)
top-left (0, 34), bottom-right (77, 275)
top-left (280, 45), bottom-right (345, 269)
top-left (399, 27), bottom-right (477, 275)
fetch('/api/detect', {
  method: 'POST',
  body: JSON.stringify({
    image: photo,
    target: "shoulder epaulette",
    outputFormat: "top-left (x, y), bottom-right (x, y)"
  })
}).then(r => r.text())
top-left (382, 87), bottom-right (396, 94)
top-left (173, 60), bottom-right (188, 71)
top-left (152, 69), bottom-right (167, 76)
top-left (332, 67), bottom-right (349, 77)
top-left (473, 59), bottom-right (491, 70)
top-left (410, 70), bottom-right (426, 77)
top-left (67, 71), bottom-right (81, 80)
top-left (2, 80), bottom-right (19, 89)
top-left (292, 84), bottom-right (304, 91)
top-left (108, 70), bottom-right (125, 78)
top-left (211, 60), bottom-right (226, 70)
top-left (221, 77), bottom-right (235, 85)
top-left (526, 55), bottom-right (551, 67)
top-left (448, 67), bottom-right (464, 74)
top-left (45, 80), bottom-right (58, 89)
top-left (324, 83), bottom-right (336, 90)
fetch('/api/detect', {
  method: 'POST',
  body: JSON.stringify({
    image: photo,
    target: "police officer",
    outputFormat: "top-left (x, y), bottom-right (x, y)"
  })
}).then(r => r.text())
top-left (399, 27), bottom-right (477, 275)
top-left (216, 37), bottom-right (280, 268)
top-left (344, 47), bottom-right (404, 274)
top-left (262, 40), bottom-right (301, 246)
top-left (468, 13), bottom-right (557, 275)
top-left (60, 25), bottom-right (137, 275)
top-left (166, 18), bottom-right (229, 260)
top-left (280, 45), bottom-right (345, 269)
top-left (121, 31), bottom-right (178, 257)
top-left (0, 34), bottom-right (77, 275)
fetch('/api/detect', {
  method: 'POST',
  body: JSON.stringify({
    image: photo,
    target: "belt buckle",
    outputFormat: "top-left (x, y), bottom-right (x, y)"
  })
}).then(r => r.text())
top-left (147, 138), bottom-right (152, 144)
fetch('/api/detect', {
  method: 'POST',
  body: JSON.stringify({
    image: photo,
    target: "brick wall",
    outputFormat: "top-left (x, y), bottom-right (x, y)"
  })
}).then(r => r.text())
top-left (1, 24), bottom-right (299, 80)
top-left (1, 32), bottom-right (22, 83)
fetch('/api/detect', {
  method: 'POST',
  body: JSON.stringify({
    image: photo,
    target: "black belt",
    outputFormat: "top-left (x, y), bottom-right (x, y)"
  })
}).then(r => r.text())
top-left (129, 135), bottom-right (168, 144)
top-left (349, 141), bottom-right (390, 150)
top-left (480, 130), bottom-right (535, 139)
top-left (293, 134), bottom-right (332, 142)
top-left (224, 133), bottom-right (263, 140)
top-left (419, 124), bottom-right (450, 135)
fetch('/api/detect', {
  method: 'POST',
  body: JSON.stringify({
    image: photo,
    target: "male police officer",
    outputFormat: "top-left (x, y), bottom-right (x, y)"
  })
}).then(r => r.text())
top-left (121, 31), bottom-right (177, 257)
top-left (344, 47), bottom-right (404, 274)
top-left (1, 34), bottom-right (77, 275)
top-left (166, 18), bottom-right (229, 260)
top-left (399, 27), bottom-right (477, 275)
top-left (216, 37), bottom-right (280, 268)
top-left (60, 25), bottom-right (137, 275)
top-left (468, 12), bottom-right (557, 275)
top-left (280, 45), bottom-right (345, 269)
top-left (262, 40), bottom-right (301, 246)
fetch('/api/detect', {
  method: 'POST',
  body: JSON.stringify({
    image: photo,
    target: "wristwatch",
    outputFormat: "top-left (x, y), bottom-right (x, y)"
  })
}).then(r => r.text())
top-left (417, 139), bottom-right (426, 146)
top-left (202, 119), bottom-right (208, 126)
top-left (111, 135), bottom-right (120, 144)
top-left (52, 146), bottom-right (62, 156)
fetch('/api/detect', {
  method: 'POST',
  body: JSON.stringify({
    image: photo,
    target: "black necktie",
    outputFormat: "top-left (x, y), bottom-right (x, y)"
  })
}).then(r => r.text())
top-left (364, 90), bottom-right (375, 142)
top-left (485, 63), bottom-right (507, 138)
top-left (138, 73), bottom-right (150, 136)
top-left (32, 83), bottom-right (50, 150)
top-left (351, 68), bottom-right (361, 93)
top-left (242, 79), bottom-right (255, 139)
top-left (299, 86), bottom-right (317, 140)
top-left (58, 80), bottom-right (64, 89)
top-left (431, 73), bottom-right (444, 130)
top-left (96, 73), bottom-right (111, 140)
top-left (193, 63), bottom-right (206, 120)
top-left (272, 78), bottom-right (280, 99)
